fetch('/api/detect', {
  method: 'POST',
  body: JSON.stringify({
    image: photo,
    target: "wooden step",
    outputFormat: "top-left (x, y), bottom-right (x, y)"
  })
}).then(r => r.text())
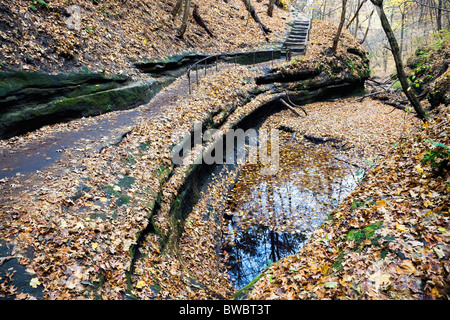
top-left (284, 40), bottom-right (307, 45)
top-left (291, 27), bottom-right (309, 32)
top-left (287, 35), bottom-right (307, 40)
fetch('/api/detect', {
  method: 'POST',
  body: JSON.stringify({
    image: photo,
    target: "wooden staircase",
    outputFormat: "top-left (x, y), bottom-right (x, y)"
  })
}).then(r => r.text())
top-left (282, 18), bottom-right (311, 56)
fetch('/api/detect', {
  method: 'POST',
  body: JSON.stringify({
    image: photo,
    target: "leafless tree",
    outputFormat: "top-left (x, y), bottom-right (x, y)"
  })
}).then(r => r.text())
top-left (177, 0), bottom-right (191, 38)
top-left (268, 0), bottom-right (275, 17)
top-left (370, 0), bottom-right (428, 121)
top-left (332, 0), bottom-right (348, 52)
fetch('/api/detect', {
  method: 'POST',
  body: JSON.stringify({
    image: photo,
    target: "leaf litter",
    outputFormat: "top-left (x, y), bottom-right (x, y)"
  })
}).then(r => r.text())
top-left (0, 16), bottom-right (447, 301)
top-left (245, 104), bottom-right (449, 300)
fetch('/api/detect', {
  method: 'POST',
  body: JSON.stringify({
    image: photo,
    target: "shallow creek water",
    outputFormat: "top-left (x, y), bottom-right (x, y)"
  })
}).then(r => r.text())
top-left (221, 134), bottom-right (363, 289)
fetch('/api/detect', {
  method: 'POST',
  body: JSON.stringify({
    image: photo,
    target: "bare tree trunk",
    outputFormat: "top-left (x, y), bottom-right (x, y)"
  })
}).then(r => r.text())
top-left (172, 0), bottom-right (183, 17)
top-left (322, 1), bottom-right (327, 20)
top-left (437, 0), bottom-right (443, 31)
top-left (359, 9), bottom-right (374, 44)
top-left (268, 0), bottom-right (275, 17)
top-left (370, 0), bottom-right (428, 121)
top-left (332, 0), bottom-right (348, 53)
top-left (400, 6), bottom-right (406, 58)
top-left (177, 0), bottom-right (191, 38)
top-left (346, 0), bottom-right (366, 29)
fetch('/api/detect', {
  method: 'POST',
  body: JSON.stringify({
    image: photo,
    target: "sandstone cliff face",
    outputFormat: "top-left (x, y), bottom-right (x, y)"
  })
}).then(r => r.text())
top-left (0, 70), bottom-right (169, 139)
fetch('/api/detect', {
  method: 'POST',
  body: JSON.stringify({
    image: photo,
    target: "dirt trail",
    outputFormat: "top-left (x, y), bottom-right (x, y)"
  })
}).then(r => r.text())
top-left (0, 59), bottom-right (283, 201)
top-left (0, 77), bottom-right (180, 180)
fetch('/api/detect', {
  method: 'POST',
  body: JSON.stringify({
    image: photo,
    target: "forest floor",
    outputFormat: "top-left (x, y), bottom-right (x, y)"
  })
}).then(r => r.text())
top-left (1, 58), bottom-right (447, 301)
top-left (0, 0), bottom-right (290, 77)
top-left (0, 2), bottom-right (448, 301)
top-left (244, 101), bottom-right (450, 300)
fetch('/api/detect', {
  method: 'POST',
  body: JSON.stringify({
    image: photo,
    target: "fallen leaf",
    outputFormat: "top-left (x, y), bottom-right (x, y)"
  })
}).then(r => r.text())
top-left (400, 260), bottom-right (416, 276)
top-left (433, 247), bottom-right (445, 259)
top-left (15, 292), bottom-right (28, 300)
top-left (29, 277), bottom-right (41, 288)
top-left (0, 256), bottom-right (14, 267)
top-left (136, 280), bottom-right (147, 289)
top-left (396, 223), bottom-right (408, 232)
top-left (430, 287), bottom-right (441, 298)
top-left (324, 281), bottom-right (338, 289)
top-left (369, 271), bottom-right (391, 289)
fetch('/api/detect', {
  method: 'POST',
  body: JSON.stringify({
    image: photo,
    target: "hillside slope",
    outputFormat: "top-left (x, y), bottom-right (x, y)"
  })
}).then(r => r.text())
top-left (0, 0), bottom-right (290, 77)
top-left (406, 31), bottom-right (450, 107)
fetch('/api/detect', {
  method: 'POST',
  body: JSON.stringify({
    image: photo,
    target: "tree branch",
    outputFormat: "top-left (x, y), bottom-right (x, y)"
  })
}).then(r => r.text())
top-left (404, 0), bottom-right (450, 12)
top-left (280, 98), bottom-right (307, 118)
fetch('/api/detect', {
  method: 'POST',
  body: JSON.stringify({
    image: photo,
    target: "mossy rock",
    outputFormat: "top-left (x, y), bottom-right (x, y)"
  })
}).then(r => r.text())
top-left (0, 69), bottom-right (128, 110)
top-left (134, 52), bottom-right (208, 74)
top-left (0, 69), bottom-right (172, 139)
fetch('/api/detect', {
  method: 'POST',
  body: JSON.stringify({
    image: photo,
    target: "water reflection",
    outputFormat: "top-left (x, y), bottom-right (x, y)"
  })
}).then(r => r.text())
top-left (224, 223), bottom-right (306, 289)
top-left (223, 143), bottom-right (362, 289)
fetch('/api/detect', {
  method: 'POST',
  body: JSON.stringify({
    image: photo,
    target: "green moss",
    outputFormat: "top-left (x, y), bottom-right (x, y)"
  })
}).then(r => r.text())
top-left (346, 221), bottom-right (383, 250)
top-left (118, 176), bottom-right (136, 189)
top-left (125, 154), bottom-right (137, 164)
top-left (116, 194), bottom-right (131, 206)
top-left (0, 69), bottom-right (173, 139)
top-left (327, 221), bottom-right (384, 275)
top-left (329, 252), bottom-right (345, 273)
top-left (232, 261), bottom-right (280, 300)
top-left (103, 185), bottom-right (121, 197)
top-left (139, 141), bottom-right (151, 151)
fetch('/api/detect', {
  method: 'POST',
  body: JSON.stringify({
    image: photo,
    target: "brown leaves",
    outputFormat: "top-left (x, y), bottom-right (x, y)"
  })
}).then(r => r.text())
top-left (0, 0), bottom-right (289, 76)
top-left (0, 60), bottom-right (271, 299)
top-left (247, 104), bottom-right (449, 300)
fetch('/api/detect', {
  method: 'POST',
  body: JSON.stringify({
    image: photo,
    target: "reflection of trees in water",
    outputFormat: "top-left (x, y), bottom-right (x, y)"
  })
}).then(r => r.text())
top-left (226, 224), bottom-right (305, 289)
top-left (224, 145), bottom-right (361, 289)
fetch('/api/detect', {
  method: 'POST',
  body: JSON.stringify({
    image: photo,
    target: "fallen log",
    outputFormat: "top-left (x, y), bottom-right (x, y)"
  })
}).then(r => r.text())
top-left (277, 124), bottom-right (295, 133)
top-left (356, 90), bottom-right (385, 101)
top-left (303, 135), bottom-right (342, 144)
top-left (193, 4), bottom-right (214, 38)
top-left (242, 0), bottom-right (271, 41)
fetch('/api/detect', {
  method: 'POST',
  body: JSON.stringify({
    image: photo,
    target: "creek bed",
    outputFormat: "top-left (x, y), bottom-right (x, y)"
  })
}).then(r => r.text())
top-left (220, 130), bottom-right (363, 290)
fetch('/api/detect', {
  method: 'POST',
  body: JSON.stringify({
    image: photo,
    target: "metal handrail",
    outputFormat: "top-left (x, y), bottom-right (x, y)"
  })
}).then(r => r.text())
top-left (186, 49), bottom-right (286, 94)
top-left (186, 16), bottom-right (311, 94)
top-left (186, 49), bottom-right (286, 74)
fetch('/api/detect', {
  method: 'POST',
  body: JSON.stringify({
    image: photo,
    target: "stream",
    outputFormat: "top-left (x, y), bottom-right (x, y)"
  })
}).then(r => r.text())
top-left (219, 127), bottom-right (363, 290)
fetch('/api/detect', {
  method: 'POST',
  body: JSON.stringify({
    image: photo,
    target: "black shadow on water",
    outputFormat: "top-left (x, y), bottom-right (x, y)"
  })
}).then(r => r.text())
top-left (223, 223), bottom-right (306, 290)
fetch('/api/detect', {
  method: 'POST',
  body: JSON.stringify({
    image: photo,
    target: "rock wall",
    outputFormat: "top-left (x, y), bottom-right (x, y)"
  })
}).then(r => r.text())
top-left (0, 69), bottom-right (170, 139)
